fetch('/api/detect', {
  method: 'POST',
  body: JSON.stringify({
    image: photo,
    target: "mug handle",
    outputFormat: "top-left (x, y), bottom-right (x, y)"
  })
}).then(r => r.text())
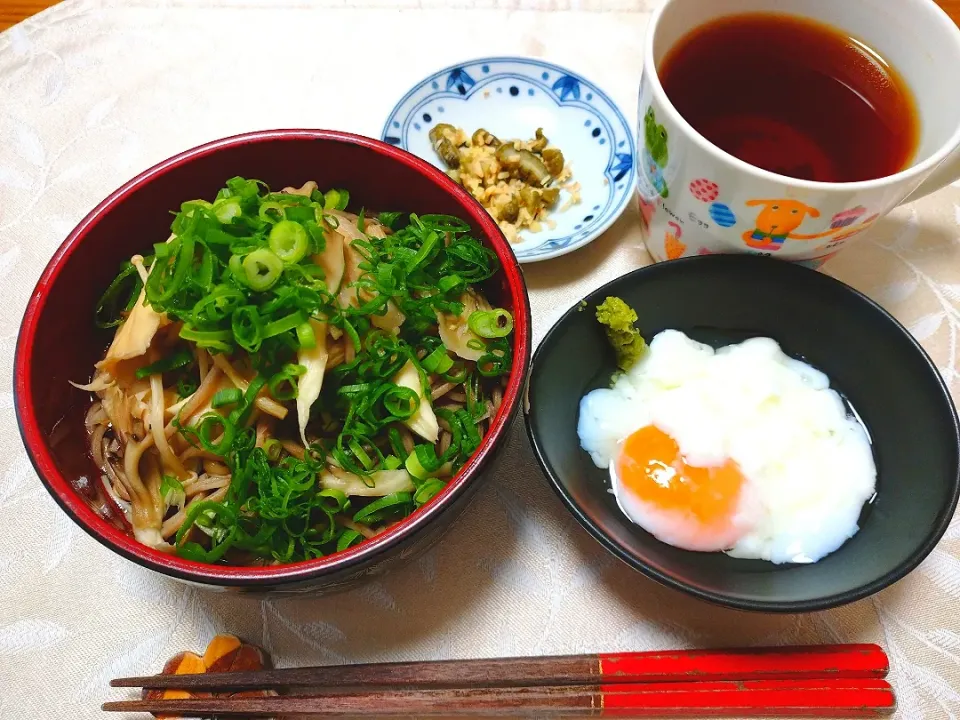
top-left (901, 144), bottom-right (960, 204)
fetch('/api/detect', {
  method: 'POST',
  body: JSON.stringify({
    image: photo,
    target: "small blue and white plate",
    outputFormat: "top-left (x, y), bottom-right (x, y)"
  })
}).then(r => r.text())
top-left (382, 57), bottom-right (636, 263)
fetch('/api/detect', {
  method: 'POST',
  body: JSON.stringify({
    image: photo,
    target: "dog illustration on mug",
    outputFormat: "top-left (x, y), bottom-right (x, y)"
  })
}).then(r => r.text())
top-left (742, 199), bottom-right (877, 251)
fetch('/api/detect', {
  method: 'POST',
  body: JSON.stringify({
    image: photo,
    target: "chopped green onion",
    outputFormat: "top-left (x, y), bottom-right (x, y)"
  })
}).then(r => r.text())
top-left (408, 230), bottom-right (439, 270)
top-left (441, 361), bottom-right (469, 384)
top-left (458, 408), bottom-right (482, 453)
top-left (421, 346), bottom-right (454, 374)
top-left (341, 319), bottom-right (361, 353)
top-left (317, 488), bottom-right (350, 513)
top-left (224, 176), bottom-right (261, 201)
top-left (383, 385), bottom-right (419, 419)
top-left (420, 214), bottom-right (470, 232)
top-left (296, 321), bottom-right (316, 350)
top-left (405, 444), bottom-right (442, 480)
top-left (268, 364), bottom-right (305, 401)
top-left (377, 211), bottom-right (403, 229)
top-left (203, 227), bottom-right (236, 246)
top-left (324, 188), bottom-right (349, 211)
top-left (349, 438), bottom-right (375, 471)
top-left (477, 338), bottom-right (511, 377)
top-left (175, 500), bottom-right (238, 562)
top-left (179, 326), bottom-right (233, 353)
top-left (213, 197), bottom-right (243, 223)
top-left (159, 475), bottom-right (186, 510)
top-left (468, 309), bottom-right (514, 338)
top-left (388, 428), bottom-right (408, 462)
top-left (146, 233), bottom-right (195, 305)
top-left (242, 249), bottom-right (284, 291)
top-left (228, 253), bottom-right (245, 285)
top-left (95, 262), bottom-right (142, 328)
top-left (263, 310), bottom-right (308, 339)
top-left (384, 454), bottom-right (402, 470)
top-left (258, 201), bottom-right (285, 223)
top-left (438, 275), bottom-right (464, 295)
top-left (231, 305), bottom-right (264, 353)
top-left (135, 349), bottom-right (193, 379)
top-left (193, 285), bottom-right (245, 324)
top-left (268, 220), bottom-right (309, 264)
top-left (263, 438), bottom-right (283, 462)
top-left (414, 479), bottom-right (446, 507)
top-left (228, 374), bottom-right (267, 427)
top-left (196, 246), bottom-right (214, 289)
top-left (284, 205), bottom-right (315, 223)
top-left (196, 412), bottom-right (236, 456)
top-left (336, 529), bottom-right (363, 552)
top-left (352, 492), bottom-right (412, 524)
top-left (211, 388), bottom-right (243, 409)
top-left (176, 375), bottom-right (199, 398)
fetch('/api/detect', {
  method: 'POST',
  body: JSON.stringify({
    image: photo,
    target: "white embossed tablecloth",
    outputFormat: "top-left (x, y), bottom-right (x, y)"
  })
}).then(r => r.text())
top-left (1, 2), bottom-right (959, 718)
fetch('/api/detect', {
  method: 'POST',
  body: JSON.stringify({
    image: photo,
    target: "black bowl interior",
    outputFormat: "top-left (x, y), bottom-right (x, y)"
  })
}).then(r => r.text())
top-left (526, 255), bottom-right (960, 612)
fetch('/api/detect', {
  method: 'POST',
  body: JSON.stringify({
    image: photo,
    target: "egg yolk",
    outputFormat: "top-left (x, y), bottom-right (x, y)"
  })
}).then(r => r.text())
top-left (616, 425), bottom-right (746, 527)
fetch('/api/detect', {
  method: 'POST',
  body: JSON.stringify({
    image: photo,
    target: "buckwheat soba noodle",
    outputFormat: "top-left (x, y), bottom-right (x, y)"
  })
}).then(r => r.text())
top-left (76, 177), bottom-right (513, 565)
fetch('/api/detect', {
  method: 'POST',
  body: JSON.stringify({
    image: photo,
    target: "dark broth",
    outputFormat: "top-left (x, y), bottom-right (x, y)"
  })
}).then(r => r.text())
top-left (658, 12), bottom-right (919, 183)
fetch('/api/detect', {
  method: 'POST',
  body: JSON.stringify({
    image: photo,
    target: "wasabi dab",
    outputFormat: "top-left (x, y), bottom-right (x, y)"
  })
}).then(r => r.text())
top-left (596, 296), bottom-right (646, 371)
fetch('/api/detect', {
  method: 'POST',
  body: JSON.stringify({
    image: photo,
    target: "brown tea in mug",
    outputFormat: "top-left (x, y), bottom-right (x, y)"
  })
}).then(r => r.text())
top-left (658, 13), bottom-right (920, 183)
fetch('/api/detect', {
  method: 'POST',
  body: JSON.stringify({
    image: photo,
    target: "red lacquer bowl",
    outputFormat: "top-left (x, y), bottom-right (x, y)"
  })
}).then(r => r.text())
top-left (14, 130), bottom-right (531, 591)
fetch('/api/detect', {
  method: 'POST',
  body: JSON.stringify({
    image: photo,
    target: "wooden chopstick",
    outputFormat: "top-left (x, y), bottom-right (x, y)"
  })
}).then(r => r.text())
top-left (111, 643), bottom-right (888, 691)
top-left (102, 678), bottom-right (897, 717)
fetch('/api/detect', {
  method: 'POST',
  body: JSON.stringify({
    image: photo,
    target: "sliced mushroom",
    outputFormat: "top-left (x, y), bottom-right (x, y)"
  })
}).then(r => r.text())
top-left (392, 359), bottom-right (439, 443)
top-left (320, 468), bottom-right (415, 496)
top-left (281, 181), bottom-right (318, 197)
top-left (313, 229), bottom-right (345, 294)
top-left (98, 256), bottom-right (170, 375)
top-left (296, 319), bottom-right (329, 446)
top-left (339, 238), bottom-right (406, 334)
top-left (436, 289), bottom-right (492, 362)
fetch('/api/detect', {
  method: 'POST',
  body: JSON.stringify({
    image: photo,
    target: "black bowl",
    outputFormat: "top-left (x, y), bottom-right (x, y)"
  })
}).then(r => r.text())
top-left (525, 255), bottom-right (960, 612)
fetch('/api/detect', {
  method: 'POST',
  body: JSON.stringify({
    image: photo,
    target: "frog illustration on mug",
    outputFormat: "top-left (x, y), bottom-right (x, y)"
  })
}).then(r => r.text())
top-left (642, 107), bottom-right (670, 198)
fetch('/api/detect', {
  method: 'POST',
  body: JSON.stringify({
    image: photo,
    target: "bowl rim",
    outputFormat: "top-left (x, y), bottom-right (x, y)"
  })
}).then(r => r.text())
top-left (524, 254), bottom-right (960, 612)
top-left (14, 129), bottom-right (532, 587)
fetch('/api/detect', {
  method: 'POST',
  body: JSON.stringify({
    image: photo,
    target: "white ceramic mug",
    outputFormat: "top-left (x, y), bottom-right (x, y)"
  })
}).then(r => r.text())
top-left (637, 0), bottom-right (960, 268)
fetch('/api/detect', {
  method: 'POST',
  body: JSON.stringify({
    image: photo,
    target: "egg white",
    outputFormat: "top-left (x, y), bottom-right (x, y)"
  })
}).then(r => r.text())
top-left (577, 330), bottom-right (877, 564)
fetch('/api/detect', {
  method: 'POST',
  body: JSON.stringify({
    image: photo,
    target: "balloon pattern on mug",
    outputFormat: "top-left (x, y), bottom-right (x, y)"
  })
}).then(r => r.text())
top-left (830, 206), bottom-right (866, 228)
top-left (689, 178), bottom-right (719, 202)
top-left (709, 202), bottom-right (737, 227)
